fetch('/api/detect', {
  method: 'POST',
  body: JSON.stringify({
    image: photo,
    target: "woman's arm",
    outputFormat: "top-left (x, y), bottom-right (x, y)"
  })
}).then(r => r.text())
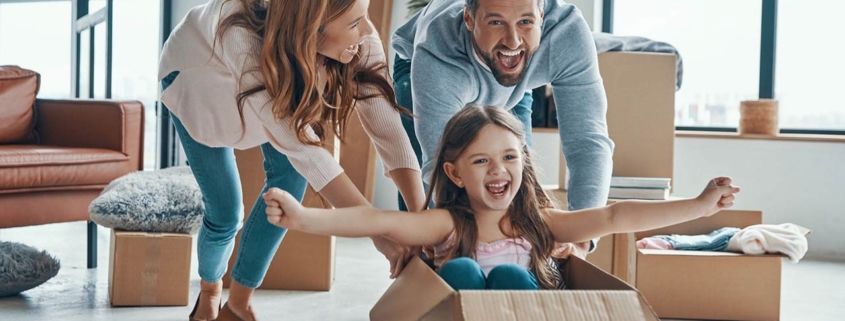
top-left (264, 187), bottom-right (453, 246)
top-left (544, 177), bottom-right (740, 243)
top-left (390, 168), bottom-right (426, 212)
top-left (354, 33), bottom-right (426, 211)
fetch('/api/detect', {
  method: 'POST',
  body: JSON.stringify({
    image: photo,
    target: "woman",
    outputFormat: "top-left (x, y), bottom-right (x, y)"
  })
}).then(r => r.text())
top-left (158, 0), bottom-right (425, 320)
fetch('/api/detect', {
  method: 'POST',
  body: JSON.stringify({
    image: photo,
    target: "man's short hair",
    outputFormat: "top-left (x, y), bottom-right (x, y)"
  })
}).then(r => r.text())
top-left (465, 0), bottom-right (545, 16)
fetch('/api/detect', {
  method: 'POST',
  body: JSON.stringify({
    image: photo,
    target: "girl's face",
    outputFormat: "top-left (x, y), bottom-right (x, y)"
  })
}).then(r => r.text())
top-left (445, 124), bottom-right (524, 213)
top-left (317, 0), bottom-right (375, 64)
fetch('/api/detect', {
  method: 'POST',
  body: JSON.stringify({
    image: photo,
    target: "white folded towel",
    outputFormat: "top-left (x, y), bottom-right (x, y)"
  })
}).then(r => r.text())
top-left (726, 223), bottom-right (809, 263)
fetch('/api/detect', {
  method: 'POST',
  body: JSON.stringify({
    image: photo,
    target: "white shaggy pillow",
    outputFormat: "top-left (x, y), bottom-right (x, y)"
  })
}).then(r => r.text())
top-left (89, 166), bottom-right (203, 234)
top-left (0, 242), bottom-right (60, 297)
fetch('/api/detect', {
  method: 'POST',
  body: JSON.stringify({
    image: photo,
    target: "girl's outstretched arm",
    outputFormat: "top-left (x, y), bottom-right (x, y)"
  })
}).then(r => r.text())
top-left (544, 177), bottom-right (741, 244)
top-left (263, 188), bottom-right (453, 246)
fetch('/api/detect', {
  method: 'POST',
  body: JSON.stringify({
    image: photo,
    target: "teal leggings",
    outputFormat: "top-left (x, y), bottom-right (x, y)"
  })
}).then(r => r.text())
top-left (438, 258), bottom-right (539, 290)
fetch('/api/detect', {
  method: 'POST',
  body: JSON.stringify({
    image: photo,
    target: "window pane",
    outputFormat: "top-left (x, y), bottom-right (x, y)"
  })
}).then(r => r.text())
top-left (111, 0), bottom-right (161, 169)
top-left (94, 23), bottom-right (107, 99)
top-left (776, 2), bottom-right (845, 131)
top-left (89, 0), bottom-right (106, 13)
top-left (0, 1), bottom-right (72, 98)
top-left (614, 0), bottom-right (762, 127)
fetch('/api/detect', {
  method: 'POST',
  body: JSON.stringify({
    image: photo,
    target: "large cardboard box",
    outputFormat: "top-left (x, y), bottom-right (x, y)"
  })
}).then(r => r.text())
top-left (108, 230), bottom-right (192, 306)
top-left (370, 256), bottom-right (660, 321)
top-left (221, 147), bottom-right (336, 291)
top-left (628, 210), bottom-right (788, 321)
top-left (557, 52), bottom-right (676, 192)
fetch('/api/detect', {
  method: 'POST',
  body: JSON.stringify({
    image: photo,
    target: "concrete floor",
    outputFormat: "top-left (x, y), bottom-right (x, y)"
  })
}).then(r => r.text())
top-left (1, 222), bottom-right (843, 321)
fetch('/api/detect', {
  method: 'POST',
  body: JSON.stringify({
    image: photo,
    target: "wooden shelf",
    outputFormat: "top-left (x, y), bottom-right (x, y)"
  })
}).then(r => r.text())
top-left (676, 131), bottom-right (845, 143)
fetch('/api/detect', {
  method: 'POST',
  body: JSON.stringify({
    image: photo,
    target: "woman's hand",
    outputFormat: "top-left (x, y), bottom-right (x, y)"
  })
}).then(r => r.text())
top-left (370, 236), bottom-right (416, 279)
top-left (264, 188), bottom-right (308, 230)
top-left (696, 177), bottom-right (741, 216)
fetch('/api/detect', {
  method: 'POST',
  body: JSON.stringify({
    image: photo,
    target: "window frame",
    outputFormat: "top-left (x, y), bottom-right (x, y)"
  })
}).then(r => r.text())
top-left (605, 0), bottom-right (845, 136)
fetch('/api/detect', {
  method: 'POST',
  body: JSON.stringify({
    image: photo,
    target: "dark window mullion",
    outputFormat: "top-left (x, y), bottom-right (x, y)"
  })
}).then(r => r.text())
top-left (105, 0), bottom-right (112, 98)
top-left (759, 0), bottom-right (778, 99)
top-left (602, 0), bottom-right (614, 33)
top-left (87, 26), bottom-right (95, 98)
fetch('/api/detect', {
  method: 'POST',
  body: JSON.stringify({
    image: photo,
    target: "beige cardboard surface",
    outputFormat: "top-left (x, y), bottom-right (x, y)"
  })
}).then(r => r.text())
top-left (108, 230), bottom-right (192, 306)
top-left (630, 210), bottom-right (785, 321)
top-left (222, 147), bottom-right (336, 291)
top-left (371, 256), bottom-right (659, 321)
top-left (637, 249), bottom-right (782, 321)
top-left (559, 52), bottom-right (676, 192)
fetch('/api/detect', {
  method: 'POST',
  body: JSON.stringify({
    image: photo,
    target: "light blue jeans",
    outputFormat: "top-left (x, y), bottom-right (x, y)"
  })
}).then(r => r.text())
top-left (162, 71), bottom-right (308, 288)
top-left (438, 257), bottom-right (539, 290)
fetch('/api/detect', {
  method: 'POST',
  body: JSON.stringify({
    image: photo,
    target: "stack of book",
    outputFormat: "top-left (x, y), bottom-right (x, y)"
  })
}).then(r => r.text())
top-left (609, 177), bottom-right (671, 200)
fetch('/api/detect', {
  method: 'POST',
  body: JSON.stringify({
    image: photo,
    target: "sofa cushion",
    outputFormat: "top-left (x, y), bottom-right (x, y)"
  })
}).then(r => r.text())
top-left (0, 241), bottom-right (60, 297)
top-left (0, 66), bottom-right (39, 144)
top-left (0, 145), bottom-right (130, 193)
top-left (89, 166), bottom-right (203, 234)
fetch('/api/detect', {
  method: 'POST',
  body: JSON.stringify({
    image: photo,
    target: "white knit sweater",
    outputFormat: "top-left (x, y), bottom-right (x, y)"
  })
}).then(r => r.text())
top-left (158, 0), bottom-right (419, 190)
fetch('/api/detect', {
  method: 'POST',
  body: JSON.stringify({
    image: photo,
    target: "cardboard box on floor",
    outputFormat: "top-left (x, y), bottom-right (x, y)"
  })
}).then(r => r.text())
top-left (628, 209), bottom-right (791, 321)
top-left (109, 229), bottom-right (192, 306)
top-left (547, 189), bottom-right (791, 320)
top-left (370, 255), bottom-right (660, 321)
top-left (222, 111), bottom-right (378, 291)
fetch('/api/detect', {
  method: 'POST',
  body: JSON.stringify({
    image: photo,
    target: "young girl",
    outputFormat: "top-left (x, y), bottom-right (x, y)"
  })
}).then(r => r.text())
top-left (263, 106), bottom-right (740, 290)
top-left (160, 0), bottom-right (425, 319)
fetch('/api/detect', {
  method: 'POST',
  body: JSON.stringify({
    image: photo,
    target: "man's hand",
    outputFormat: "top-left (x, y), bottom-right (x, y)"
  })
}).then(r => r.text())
top-left (371, 235), bottom-right (415, 279)
top-left (552, 241), bottom-right (591, 259)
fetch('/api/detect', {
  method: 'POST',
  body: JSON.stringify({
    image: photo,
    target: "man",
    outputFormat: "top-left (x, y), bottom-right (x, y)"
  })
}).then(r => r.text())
top-left (392, 0), bottom-right (614, 257)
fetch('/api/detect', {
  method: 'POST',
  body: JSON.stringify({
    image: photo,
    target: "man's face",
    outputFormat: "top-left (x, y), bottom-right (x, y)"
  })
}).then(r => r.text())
top-left (464, 0), bottom-right (543, 87)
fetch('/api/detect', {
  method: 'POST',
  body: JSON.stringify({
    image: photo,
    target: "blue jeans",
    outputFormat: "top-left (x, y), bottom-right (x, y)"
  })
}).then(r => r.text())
top-left (161, 71), bottom-right (308, 288)
top-left (438, 258), bottom-right (539, 290)
top-left (393, 55), bottom-right (534, 211)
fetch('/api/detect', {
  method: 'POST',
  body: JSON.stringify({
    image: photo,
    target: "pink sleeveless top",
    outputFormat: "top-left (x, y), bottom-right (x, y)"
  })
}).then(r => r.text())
top-left (434, 232), bottom-right (533, 276)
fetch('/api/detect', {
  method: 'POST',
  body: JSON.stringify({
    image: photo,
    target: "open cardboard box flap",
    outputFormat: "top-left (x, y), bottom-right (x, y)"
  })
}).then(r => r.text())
top-left (370, 255), bottom-right (658, 321)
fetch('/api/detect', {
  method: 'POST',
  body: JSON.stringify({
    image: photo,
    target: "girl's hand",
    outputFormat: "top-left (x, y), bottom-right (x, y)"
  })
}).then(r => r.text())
top-left (264, 188), bottom-right (307, 229)
top-left (696, 177), bottom-right (741, 216)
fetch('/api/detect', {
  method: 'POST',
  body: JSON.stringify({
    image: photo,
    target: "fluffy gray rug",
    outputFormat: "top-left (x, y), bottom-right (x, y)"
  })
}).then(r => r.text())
top-left (0, 242), bottom-right (60, 297)
top-left (89, 166), bottom-right (204, 234)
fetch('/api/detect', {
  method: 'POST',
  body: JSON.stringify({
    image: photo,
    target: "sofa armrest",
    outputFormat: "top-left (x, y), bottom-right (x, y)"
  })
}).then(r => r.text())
top-left (34, 99), bottom-right (144, 171)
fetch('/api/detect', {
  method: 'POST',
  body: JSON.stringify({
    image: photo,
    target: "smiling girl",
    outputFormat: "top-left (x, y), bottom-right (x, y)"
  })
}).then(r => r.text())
top-left (263, 105), bottom-right (739, 291)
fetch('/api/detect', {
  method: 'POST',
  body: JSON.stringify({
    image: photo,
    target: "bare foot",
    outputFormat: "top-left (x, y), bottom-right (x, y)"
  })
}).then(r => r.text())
top-left (192, 280), bottom-right (223, 321)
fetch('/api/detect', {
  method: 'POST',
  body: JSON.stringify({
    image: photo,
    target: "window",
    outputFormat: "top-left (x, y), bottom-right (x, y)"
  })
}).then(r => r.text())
top-left (775, 1), bottom-right (845, 131)
top-left (0, 0), bottom-right (162, 169)
top-left (613, 0), bottom-right (763, 128)
top-left (0, 1), bottom-right (72, 98)
top-left (110, 0), bottom-right (161, 169)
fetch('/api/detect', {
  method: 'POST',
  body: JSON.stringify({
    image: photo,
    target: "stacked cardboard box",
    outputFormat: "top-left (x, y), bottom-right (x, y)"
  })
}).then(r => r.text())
top-left (109, 229), bottom-right (192, 306)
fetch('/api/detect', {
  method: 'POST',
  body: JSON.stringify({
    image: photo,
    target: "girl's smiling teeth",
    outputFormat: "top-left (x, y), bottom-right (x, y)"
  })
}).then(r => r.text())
top-left (485, 180), bottom-right (510, 198)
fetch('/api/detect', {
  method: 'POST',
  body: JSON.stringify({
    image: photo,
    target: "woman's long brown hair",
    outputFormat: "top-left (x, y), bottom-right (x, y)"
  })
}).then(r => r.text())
top-left (425, 106), bottom-right (562, 290)
top-left (215, 0), bottom-right (404, 145)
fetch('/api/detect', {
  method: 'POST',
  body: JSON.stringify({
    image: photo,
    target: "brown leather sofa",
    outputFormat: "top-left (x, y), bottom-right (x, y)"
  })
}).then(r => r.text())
top-left (0, 65), bottom-right (144, 268)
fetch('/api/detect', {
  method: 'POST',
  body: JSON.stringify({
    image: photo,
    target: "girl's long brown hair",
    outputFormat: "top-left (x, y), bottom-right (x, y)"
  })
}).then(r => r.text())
top-left (215, 0), bottom-right (404, 145)
top-left (425, 106), bottom-right (562, 289)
